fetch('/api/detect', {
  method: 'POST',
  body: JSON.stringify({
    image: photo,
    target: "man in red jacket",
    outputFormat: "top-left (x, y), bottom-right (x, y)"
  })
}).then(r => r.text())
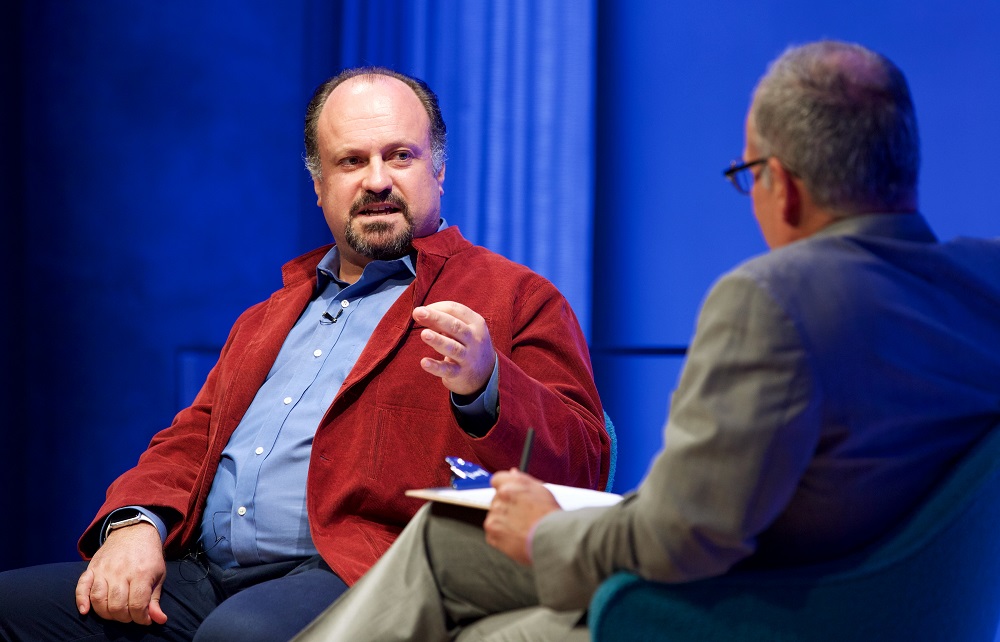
top-left (0, 67), bottom-right (608, 642)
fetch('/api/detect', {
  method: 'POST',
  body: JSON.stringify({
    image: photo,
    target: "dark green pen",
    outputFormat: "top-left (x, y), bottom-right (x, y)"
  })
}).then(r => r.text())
top-left (519, 428), bottom-right (535, 473)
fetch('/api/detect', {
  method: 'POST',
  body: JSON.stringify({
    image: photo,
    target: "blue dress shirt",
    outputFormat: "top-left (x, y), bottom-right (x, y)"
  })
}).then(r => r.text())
top-left (199, 249), bottom-right (418, 567)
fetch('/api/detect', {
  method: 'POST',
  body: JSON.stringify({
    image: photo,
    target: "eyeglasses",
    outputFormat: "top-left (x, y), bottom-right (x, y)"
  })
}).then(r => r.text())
top-left (723, 158), bottom-right (768, 195)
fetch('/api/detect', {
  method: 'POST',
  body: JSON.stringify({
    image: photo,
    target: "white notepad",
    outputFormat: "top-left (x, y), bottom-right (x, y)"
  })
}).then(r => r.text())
top-left (405, 483), bottom-right (623, 511)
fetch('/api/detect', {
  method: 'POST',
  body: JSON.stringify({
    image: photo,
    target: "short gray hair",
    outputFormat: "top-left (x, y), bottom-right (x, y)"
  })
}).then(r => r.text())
top-left (750, 40), bottom-right (920, 215)
top-left (303, 66), bottom-right (447, 180)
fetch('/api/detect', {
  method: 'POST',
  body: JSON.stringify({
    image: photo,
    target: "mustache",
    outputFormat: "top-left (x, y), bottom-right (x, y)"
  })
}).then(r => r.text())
top-left (350, 190), bottom-right (409, 217)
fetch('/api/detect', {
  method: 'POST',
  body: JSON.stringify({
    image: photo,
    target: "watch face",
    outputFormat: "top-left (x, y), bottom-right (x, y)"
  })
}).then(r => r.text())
top-left (112, 511), bottom-right (142, 525)
top-left (106, 511), bottom-right (143, 538)
top-left (104, 510), bottom-right (155, 544)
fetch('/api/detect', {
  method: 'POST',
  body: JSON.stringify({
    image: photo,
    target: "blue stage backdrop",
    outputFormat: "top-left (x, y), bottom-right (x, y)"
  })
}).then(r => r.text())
top-left (2, 0), bottom-right (998, 579)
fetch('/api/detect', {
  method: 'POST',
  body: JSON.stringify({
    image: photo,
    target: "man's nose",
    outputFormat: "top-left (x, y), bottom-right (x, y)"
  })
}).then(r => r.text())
top-left (361, 158), bottom-right (392, 194)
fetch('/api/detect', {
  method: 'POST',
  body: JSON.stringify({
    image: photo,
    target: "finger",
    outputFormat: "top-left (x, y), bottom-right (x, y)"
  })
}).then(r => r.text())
top-left (483, 522), bottom-right (498, 548)
top-left (149, 582), bottom-right (169, 625)
top-left (491, 470), bottom-right (517, 488)
top-left (76, 569), bottom-right (95, 615)
top-left (106, 580), bottom-right (132, 623)
top-left (149, 597), bottom-right (168, 625)
top-left (420, 300), bottom-right (479, 324)
top-left (482, 512), bottom-right (521, 562)
top-left (87, 575), bottom-right (110, 620)
top-left (495, 482), bottom-right (524, 502)
top-left (414, 306), bottom-right (472, 343)
top-left (128, 580), bottom-right (154, 625)
top-left (484, 501), bottom-right (510, 532)
top-left (420, 356), bottom-right (460, 379)
top-left (487, 490), bottom-right (505, 512)
top-left (420, 328), bottom-right (467, 361)
top-left (493, 468), bottom-right (535, 490)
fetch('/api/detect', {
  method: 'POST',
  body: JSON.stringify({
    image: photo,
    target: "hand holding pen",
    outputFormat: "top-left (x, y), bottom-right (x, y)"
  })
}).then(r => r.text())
top-left (484, 428), bottom-right (560, 565)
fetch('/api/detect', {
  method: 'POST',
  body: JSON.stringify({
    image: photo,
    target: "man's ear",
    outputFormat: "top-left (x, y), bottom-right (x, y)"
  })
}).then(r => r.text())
top-left (313, 178), bottom-right (323, 207)
top-left (768, 158), bottom-right (801, 227)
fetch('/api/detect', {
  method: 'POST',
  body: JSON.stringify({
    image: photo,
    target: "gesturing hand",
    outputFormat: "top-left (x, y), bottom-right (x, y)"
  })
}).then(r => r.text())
top-left (76, 523), bottom-right (168, 626)
top-left (484, 469), bottom-right (562, 565)
top-left (413, 301), bottom-right (497, 396)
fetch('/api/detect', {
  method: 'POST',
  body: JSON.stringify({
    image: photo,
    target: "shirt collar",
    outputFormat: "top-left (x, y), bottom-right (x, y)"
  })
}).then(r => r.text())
top-left (812, 212), bottom-right (937, 244)
top-left (315, 217), bottom-right (448, 287)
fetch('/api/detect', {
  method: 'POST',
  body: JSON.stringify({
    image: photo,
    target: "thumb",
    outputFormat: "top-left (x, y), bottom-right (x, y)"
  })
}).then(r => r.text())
top-left (148, 582), bottom-right (168, 625)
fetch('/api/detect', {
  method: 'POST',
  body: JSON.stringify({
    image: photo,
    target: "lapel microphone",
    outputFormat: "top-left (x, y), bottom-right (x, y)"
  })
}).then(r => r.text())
top-left (320, 309), bottom-right (344, 325)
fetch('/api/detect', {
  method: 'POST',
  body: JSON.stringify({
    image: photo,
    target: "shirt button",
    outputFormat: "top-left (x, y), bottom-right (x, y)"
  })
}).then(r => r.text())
top-left (313, 349), bottom-right (323, 357)
top-left (341, 299), bottom-right (350, 308)
top-left (283, 396), bottom-right (292, 405)
top-left (237, 506), bottom-right (247, 516)
top-left (255, 447), bottom-right (264, 455)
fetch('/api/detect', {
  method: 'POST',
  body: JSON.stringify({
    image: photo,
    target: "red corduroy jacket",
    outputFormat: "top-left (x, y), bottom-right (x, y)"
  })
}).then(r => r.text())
top-left (80, 226), bottom-right (609, 584)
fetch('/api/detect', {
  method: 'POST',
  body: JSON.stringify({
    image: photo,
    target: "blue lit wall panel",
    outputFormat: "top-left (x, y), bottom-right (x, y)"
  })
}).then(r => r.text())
top-left (592, 353), bottom-right (685, 494)
top-left (594, 0), bottom-right (1000, 351)
top-left (5, 1), bottom-right (316, 567)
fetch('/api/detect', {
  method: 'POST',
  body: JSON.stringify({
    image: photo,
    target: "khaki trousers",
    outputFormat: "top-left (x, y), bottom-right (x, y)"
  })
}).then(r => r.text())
top-left (293, 502), bottom-right (587, 641)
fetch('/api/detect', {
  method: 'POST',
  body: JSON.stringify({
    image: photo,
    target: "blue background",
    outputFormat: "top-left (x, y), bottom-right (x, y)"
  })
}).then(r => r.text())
top-left (2, 0), bottom-right (997, 580)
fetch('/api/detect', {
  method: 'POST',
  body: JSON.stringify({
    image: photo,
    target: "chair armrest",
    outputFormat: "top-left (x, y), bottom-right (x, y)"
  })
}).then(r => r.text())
top-left (589, 571), bottom-right (791, 642)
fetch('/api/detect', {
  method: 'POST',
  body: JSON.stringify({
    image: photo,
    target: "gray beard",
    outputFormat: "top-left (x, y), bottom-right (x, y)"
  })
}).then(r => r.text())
top-left (345, 217), bottom-right (414, 261)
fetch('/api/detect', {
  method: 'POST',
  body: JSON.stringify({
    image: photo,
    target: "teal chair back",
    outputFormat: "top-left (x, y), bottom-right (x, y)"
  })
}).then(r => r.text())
top-left (589, 424), bottom-right (1000, 641)
top-left (603, 410), bottom-right (617, 492)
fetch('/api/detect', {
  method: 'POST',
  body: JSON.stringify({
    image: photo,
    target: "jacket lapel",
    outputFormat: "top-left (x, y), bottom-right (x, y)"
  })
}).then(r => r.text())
top-left (335, 245), bottom-right (448, 397)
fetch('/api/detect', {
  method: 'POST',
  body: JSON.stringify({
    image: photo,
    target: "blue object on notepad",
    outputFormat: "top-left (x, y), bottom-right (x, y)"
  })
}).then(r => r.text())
top-left (446, 456), bottom-right (492, 489)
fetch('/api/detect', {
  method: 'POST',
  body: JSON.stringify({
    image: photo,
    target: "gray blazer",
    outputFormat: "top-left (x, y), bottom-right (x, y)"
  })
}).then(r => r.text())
top-left (534, 213), bottom-right (1000, 610)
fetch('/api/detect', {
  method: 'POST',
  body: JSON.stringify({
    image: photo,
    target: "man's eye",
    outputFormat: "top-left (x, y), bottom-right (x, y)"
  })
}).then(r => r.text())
top-left (340, 157), bottom-right (361, 167)
top-left (394, 151), bottom-right (412, 161)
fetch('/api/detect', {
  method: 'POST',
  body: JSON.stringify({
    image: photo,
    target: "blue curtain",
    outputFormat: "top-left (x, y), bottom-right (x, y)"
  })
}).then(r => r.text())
top-left (326, 0), bottom-right (597, 336)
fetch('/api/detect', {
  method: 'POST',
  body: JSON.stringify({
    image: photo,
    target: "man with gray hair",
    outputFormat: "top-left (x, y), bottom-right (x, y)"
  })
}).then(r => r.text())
top-left (293, 40), bottom-right (1000, 641)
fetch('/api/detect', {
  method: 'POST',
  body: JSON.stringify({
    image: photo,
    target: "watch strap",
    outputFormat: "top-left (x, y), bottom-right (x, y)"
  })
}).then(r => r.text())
top-left (104, 510), bottom-right (156, 540)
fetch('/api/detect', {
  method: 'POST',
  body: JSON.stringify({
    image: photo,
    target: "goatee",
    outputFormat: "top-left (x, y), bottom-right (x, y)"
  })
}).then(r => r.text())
top-left (345, 191), bottom-right (414, 261)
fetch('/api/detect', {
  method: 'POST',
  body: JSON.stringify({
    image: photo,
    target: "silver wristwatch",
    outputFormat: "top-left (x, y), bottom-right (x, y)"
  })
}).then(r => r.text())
top-left (104, 511), bottom-right (155, 540)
